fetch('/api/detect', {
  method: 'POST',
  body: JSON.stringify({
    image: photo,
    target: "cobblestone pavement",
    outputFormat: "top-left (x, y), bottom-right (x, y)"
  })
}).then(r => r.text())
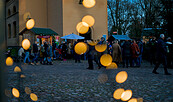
top-left (7, 60), bottom-right (173, 102)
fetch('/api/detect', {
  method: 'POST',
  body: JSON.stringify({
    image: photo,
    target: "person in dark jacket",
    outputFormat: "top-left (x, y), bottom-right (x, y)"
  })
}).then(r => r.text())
top-left (31, 41), bottom-right (39, 65)
top-left (47, 43), bottom-right (53, 65)
top-left (152, 34), bottom-right (171, 75)
top-left (137, 40), bottom-right (143, 67)
top-left (74, 40), bottom-right (81, 63)
top-left (87, 40), bottom-right (101, 70)
top-left (122, 40), bottom-right (131, 68)
top-left (52, 41), bottom-right (57, 59)
top-left (43, 41), bottom-right (49, 65)
top-left (149, 38), bottom-right (157, 65)
top-left (61, 41), bottom-right (67, 61)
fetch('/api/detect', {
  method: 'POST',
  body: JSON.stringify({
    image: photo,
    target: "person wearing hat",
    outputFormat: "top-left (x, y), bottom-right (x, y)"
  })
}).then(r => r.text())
top-left (152, 34), bottom-right (171, 75)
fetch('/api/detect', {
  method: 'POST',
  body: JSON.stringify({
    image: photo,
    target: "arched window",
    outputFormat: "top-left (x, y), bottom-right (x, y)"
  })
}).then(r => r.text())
top-left (8, 9), bottom-right (11, 16)
top-left (13, 6), bottom-right (16, 13)
top-left (13, 21), bottom-right (17, 38)
top-left (8, 24), bottom-right (11, 38)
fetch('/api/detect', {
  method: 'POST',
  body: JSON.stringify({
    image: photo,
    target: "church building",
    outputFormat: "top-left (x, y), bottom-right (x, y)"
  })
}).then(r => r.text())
top-left (6, 0), bottom-right (108, 46)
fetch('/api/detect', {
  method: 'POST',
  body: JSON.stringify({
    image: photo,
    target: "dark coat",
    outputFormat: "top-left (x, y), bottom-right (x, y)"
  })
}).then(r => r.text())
top-left (33, 43), bottom-right (38, 53)
top-left (122, 41), bottom-right (131, 57)
top-left (156, 38), bottom-right (167, 59)
top-left (87, 44), bottom-right (95, 60)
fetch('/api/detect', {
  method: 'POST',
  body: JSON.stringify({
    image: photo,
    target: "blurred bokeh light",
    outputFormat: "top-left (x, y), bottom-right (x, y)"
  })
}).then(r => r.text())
top-left (6, 57), bottom-right (13, 66)
top-left (87, 40), bottom-right (97, 46)
top-left (22, 39), bottom-right (31, 50)
top-left (128, 98), bottom-right (137, 102)
top-left (76, 22), bottom-right (89, 34)
top-left (82, 15), bottom-right (95, 27)
top-left (12, 88), bottom-right (20, 98)
top-left (106, 62), bottom-right (118, 69)
top-left (74, 42), bottom-right (87, 55)
top-left (25, 87), bottom-right (31, 94)
top-left (26, 18), bottom-right (35, 29)
top-left (100, 54), bottom-right (112, 66)
top-left (83, 0), bottom-right (96, 8)
top-left (113, 88), bottom-right (125, 100)
top-left (97, 74), bottom-right (108, 83)
top-left (95, 44), bottom-right (107, 52)
top-left (116, 71), bottom-right (128, 83)
top-left (14, 66), bottom-right (21, 72)
top-left (121, 90), bottom-right (133, 101)
top-left (30, 93), bottom-right (38, 101)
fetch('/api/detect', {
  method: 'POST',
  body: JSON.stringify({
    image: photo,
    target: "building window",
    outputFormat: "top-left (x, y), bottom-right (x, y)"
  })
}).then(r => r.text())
top-left (8, 9), bottom-right (11, 16)
top-left (8, 24), bottom-right (11, 38)
top-left (13, 6), bottom-right (16, 13)
top-left (13, 21), bottom-right (17, 38)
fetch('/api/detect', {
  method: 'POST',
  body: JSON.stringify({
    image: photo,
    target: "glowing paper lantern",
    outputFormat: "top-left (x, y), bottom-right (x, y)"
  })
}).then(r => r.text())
top-left (22, 39), bottom-right (31, 50)
top-left (100, 54), bottom-right (112, 66)
top-left (74, 42), bottom-right (87, 55)
top-left (98, 74), bottom-right (108, 83)
top-left (83, 0), bottom-right (96, 8)
top-left (14, 66), bottom-right (22, 72)
top-left (116, 71), bottom-right (128, 83)
top-left (76, 22), bottom-right (89, 34)
top-left (26, 19), bottom-right (35, 29)
top-left (25, 87), bottom-right (31, 94)
top-left (6, 57), bottom-right (13, 66)
top-left (12, 88), bottom-right (20, 98)
top-left (30, 93), bottom-right (38, 101)
top-left (128, 98), bottom-right (137, 102)
top-left (95, 44), bottom-right (107, 52)
top-left (82, 15), bottom-right (95, 27)
top-left (113, 88), bottom-right (125, 100)
top-left (121, 90), bottom-right (133, 101)
top-left (106, 62), bottom-right (118, 69)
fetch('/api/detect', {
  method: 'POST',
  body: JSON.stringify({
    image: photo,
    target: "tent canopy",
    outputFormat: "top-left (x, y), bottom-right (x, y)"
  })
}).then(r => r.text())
top-left (19, 27), bottom-right (58, 35)
top-left (61, 33), bottom-right (85, 39)
top-left (112, 35), bottom-right (131, 40)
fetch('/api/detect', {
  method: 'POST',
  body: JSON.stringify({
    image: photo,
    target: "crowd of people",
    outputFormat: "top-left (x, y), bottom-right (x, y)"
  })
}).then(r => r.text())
top-left (17, 34), bottom-right (172, 75)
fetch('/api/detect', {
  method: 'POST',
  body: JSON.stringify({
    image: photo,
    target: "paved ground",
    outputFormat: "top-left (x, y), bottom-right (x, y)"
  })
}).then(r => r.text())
top-left (6, 60), bottom-right (173, 102)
